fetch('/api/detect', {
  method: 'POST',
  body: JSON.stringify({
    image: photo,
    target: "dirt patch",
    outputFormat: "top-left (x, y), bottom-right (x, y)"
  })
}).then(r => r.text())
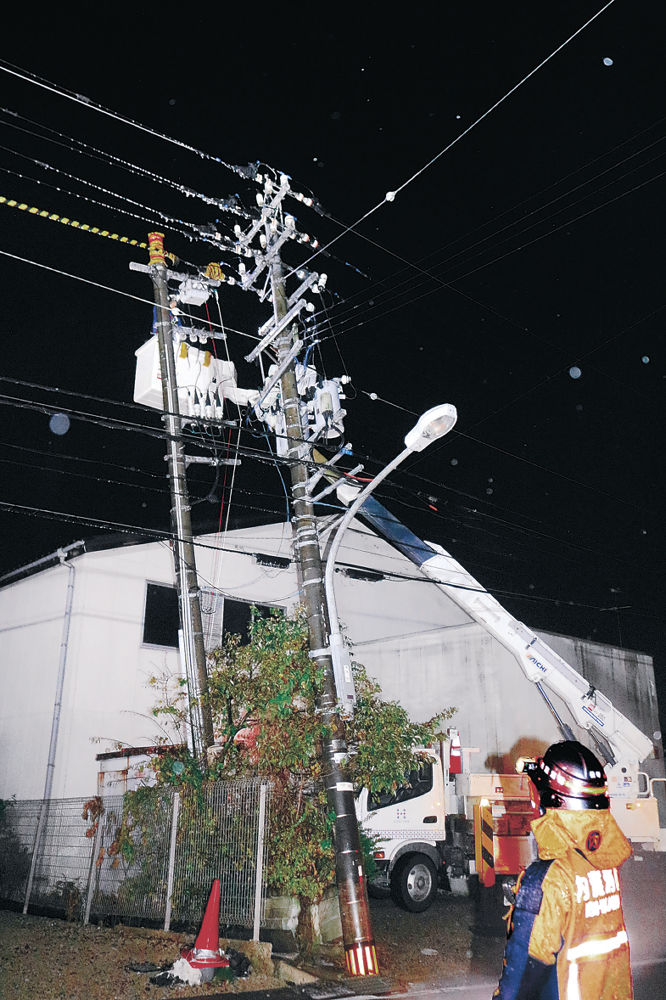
top-left (0, 892), bottom-right (507, 998)
top-left (0, 911), bottom-right (286, 1000)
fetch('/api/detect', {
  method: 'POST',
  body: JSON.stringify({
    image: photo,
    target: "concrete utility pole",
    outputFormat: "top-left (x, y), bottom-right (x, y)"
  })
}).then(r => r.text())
top-left (268, 251), bottom-right (379, 977)
top-left (145, 232), bottom-right (214, 755)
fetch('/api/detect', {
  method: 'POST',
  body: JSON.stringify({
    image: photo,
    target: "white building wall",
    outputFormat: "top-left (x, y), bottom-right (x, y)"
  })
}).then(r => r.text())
top-left (1, 518), bottom-right (662, 801)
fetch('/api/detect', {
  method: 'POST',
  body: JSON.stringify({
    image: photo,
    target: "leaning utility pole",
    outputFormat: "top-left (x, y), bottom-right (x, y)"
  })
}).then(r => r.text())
top-left (265, 224), bottom-right (379, 976)
top-left (142, 232), bottom-right (214, 755)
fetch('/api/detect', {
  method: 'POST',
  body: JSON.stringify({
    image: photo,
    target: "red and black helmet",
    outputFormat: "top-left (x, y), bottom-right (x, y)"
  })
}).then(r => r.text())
top-left (524, 740), bottom-right (610, 811)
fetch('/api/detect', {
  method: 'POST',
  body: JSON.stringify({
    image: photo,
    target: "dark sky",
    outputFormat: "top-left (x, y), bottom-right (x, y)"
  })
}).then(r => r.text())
top-left (0, 6), bottom-right (664, 725)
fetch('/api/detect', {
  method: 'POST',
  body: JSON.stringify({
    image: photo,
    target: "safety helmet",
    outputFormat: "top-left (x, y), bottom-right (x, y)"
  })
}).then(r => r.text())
top-left (523, 740), bottom-right (610, 811)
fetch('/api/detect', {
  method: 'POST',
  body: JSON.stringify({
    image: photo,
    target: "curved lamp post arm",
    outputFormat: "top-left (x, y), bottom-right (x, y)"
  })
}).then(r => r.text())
top-left (324, 403), bottom-right (457, 712)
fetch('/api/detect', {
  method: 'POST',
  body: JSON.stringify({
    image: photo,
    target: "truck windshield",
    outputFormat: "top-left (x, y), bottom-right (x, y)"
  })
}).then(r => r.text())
top-left (367, 762), bottom-right (433, 811)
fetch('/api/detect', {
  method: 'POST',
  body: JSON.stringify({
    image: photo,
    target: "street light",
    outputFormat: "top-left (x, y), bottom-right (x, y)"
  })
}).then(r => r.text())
top-left (324, 403), bottom-right (458, 710)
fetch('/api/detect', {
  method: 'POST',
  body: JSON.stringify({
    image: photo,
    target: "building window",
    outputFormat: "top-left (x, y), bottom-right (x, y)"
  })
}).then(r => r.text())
top-left (223, 599), bottom-right (280, 644)
top-left (142, 583), bottom-right (179, 648)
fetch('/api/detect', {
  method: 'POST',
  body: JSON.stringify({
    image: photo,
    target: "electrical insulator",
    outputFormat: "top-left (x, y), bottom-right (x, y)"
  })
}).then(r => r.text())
top-left (234, 224), bottom-right (241, 237)
top-left (260, 233), bottom-right (267, 249)
top-left (256, 193), bottom-right (264, 207)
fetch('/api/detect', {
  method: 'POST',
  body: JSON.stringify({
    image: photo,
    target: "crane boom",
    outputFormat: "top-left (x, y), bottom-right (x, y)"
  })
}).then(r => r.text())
top-left (336, 489), bottom-right (654, 778)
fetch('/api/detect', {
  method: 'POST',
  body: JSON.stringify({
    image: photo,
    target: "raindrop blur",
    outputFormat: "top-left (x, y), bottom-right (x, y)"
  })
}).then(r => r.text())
top-left (486, 488), bottom-right (493, 495)
top-left (642, 356), bottom-right (650, 364)
top-left (603, 57), bottom-right (613, 66)
top-left (569, 366), bottom-right (582, 379)
top-left (450, 458), bottom-right (458, 466)
top-left (49, 412), bottom-right (70, 435)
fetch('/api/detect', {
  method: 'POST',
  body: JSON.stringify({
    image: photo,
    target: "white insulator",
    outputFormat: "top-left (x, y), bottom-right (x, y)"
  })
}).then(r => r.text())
top-left (239, 262), bottom-right (246, 274)
top-left (227, 276), bottom-right (236, 285)
top-left (270, 218), bottom-right (278, 233)
top-left (256, 193), bottom-right (264, 206)
top-left (301, 233), bottom-right (311, 243)
top-left (234, 224), bottom-right (241, 236)
top-left (265, 178), bottom-right (274, 194)
top-left (304, 197), bottom-right (313, 206)
top-left (305, 302), bottom-right (315, 313)
top-left (311, 239), bottom-right (319, 249)
top-left (259, 233), bottom-right (267, 249)
top-left (285, 214), bottom-right (296, 228)
top-left (280, 173), bottom-right (290, 189)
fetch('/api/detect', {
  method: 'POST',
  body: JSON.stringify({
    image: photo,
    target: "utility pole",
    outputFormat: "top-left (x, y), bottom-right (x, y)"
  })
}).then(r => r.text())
top-left (144, 232), bottom-right (214, 755)
top-left (267, 241), bottom-right (378, 975)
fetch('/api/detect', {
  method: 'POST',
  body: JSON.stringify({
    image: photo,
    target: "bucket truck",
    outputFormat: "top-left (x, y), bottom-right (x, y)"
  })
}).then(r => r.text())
top-left (328, 483), bottom-right (664, 911)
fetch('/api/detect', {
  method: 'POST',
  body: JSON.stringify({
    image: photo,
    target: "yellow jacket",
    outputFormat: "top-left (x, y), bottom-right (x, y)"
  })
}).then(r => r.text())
top-left (495, 808), bottom-right (633, 999)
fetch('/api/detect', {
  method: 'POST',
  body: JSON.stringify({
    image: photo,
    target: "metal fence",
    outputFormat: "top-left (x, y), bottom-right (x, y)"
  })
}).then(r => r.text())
top-left (0, 779), bottom-right (271, 936)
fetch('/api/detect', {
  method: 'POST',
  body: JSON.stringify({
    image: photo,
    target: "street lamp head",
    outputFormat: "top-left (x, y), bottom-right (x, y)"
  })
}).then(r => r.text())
top-left (403, 403), bottom-right (458, 452)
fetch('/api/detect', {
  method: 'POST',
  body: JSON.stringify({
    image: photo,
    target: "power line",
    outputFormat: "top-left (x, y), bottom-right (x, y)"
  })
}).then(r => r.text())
top-left (311, 135), bottom-right (666, 338)
top-left (309, 117), bottom-right (665, 330)
top-left (0, 59), bottom-right (245, 176)
top-left (1, 498), bottom-right (661, 626)
top-left (0, 247), bottom-right (258, 342)
top-left (286, 1), bottom-right (618, 278)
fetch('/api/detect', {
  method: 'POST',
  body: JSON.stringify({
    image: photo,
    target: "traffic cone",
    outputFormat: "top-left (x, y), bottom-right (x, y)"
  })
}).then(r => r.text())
top-left (180, 879), bottom-right (230, 973)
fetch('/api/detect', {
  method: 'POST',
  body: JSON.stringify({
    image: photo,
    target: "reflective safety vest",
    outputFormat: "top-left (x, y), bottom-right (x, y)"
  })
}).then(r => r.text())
top-left (494, 808), bottom-right (633, 999)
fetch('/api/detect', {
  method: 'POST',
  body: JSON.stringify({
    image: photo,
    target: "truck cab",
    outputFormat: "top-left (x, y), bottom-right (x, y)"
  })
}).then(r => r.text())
top-left (356, 738), bottom-right (539, 911)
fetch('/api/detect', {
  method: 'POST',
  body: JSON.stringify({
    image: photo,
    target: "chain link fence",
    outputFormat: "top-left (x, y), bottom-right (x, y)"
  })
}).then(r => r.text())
top-left (0, 779), bottom-right (271, 936)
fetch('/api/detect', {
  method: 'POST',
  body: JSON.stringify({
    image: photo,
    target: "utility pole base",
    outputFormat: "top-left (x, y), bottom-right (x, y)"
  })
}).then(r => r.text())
top-left (344, 940), bottom-right (379, 977)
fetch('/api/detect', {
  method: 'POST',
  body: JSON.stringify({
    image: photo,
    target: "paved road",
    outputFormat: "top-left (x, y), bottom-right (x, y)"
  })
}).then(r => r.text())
top-left (350, 956), bottom-right (666, 998)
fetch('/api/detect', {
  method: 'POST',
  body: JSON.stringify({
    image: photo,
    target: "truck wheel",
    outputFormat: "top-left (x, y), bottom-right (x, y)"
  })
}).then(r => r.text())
top-left (367, 880), bottom-right (391, 900)
top-left (391, 854), bottom-right (438, 912)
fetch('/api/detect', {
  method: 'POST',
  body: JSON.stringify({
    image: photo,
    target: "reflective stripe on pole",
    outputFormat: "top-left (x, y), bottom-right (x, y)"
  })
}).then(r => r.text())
top-left (474, 802), bottom-right (495, 887)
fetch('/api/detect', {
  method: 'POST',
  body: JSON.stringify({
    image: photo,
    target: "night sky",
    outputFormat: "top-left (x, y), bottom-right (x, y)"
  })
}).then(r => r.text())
top-left (1, 6), bottom-right (664, 729)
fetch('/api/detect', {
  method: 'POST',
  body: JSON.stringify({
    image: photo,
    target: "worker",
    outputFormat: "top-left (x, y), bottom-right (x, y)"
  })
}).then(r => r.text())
top-left (493, 740), bottom-right (633, 999)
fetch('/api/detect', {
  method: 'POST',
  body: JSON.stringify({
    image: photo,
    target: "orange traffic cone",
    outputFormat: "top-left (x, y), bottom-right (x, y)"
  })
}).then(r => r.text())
top-left (181, 879), bottom-right (230, 973)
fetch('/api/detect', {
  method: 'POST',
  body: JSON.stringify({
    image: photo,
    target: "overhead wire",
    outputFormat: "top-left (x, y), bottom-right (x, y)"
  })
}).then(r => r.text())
top-left (1, 497), bottom-right (661, 626)
top-left (311, 166), bottom-right (665, 358)
top-left (0, 105), bottom-right (252, 216)
top-left (0, 59), bottom-right (249, 178)
top-left (310, 134), bottom-right (666, 338)
top-left (0, 247), bottom-right (259, 342)
top-left (307, 116), bottom-right (666, 329)
top-left (284, 0), bottom-right (618, 279)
